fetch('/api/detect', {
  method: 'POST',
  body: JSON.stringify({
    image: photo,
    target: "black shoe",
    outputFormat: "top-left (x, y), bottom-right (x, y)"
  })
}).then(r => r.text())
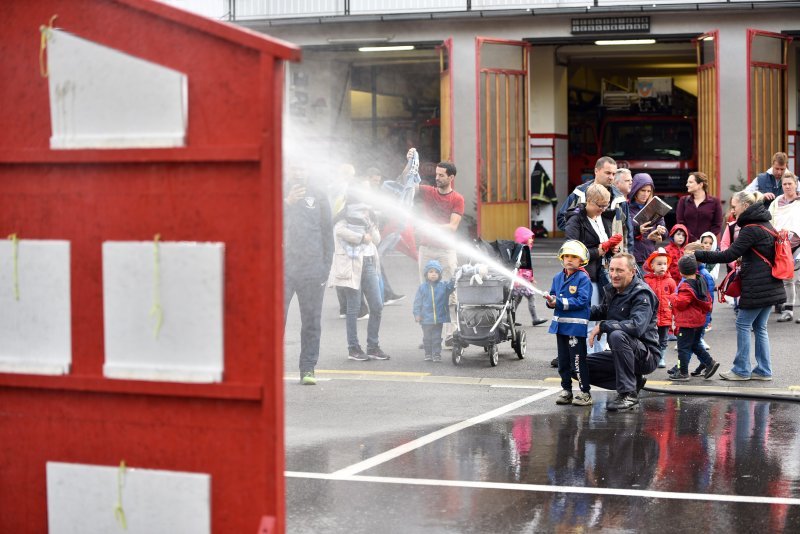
top-left (532, 319), bottom-right (548, 326)
top-left (703, 360), bottom-right (720, 379)
top-left (636, 375), bottom-right (647, 394)
top-left (690, 363), bottom-right (707, 377)
top-left (550, 358), bottom-right (558, 368)
top-left (607, 393), bottom-right (639, 411)
top-left (444, 336), bottom-right (454, 347)
top-left (347, 346), bottom-right (368, 361)
top-left (666, 365), bottom-right (679, 376)
top-left (670, 372), bottom-right (690, 381)
top-left (367, 347), bottom-right (390, 360)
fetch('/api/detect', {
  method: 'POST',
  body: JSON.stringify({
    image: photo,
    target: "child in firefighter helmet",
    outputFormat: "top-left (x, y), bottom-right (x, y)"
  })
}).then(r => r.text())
top-left (545, 240), bottom-right (593, 406)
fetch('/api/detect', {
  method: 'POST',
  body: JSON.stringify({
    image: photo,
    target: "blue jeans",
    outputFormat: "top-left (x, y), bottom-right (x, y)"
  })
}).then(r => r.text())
top-left (344, 256), bottom-right (383, 350)
top-left (733, 306), bottom-right (772, 377)
top-left (587, 282), bottom-right (606, 354)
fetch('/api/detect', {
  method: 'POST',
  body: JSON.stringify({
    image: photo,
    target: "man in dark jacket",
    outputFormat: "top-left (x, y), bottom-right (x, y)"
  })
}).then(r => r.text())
top-left (744, 151), bottom-right (788, 206)
top-left (587, 253), bottom-right (661, 411)
top-left (283, 166), bottom-right (334, 385)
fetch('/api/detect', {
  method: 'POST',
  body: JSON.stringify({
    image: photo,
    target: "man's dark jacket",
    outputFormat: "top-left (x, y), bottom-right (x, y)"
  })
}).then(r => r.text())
top-left (283, 186), bottom-right (334, 284)
top-left (590, 275), bottom-right (660, 356)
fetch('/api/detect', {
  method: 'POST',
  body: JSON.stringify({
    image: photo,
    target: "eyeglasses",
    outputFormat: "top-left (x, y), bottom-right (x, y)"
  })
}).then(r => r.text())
top-left (592, 200), bottom-right (610, 209)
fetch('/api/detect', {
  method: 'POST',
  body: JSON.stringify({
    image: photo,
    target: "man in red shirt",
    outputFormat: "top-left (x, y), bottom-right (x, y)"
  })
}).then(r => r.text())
top-left (415, 160), bottom-right (465, 342)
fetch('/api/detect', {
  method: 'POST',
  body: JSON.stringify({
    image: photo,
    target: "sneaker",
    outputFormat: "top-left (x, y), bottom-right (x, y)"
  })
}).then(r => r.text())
top-left (670, 372), bottom-right (690, 381)
top-left (550, 358), bottom-right (558, 368)
top-left (777, 311), bottom-right (793, 322)
top-left (796, 316), bottom-right (800, 324)
top-left (749, 373), bottom-right (773, 381)
top-left (572, 392), bottom-right (592, 406)
top-left (658, 357), bottom-right (666, 368)
top-left (444, 336), bottom-right (454, 347)
top-left (424, 353), bottom-right (433, 361)
top-left (607, 392), bottom-right (639, 411)
top-left (555, 390), bottom-right (573, 405)
top-left (705, 324), bottom-right (713, 332)
top-left (300, 371), bottom-right (317, 385)
top-left (690, 363), bottom-right (706, 377)
top-left (384, 294), bottom-right (406, 305)
top-left (666, 364), bottom-right (679, 376)
top-left (367, 347), bottom-right (390, 360)
top-left (347, 346), bottom-right (368, 361)
top-left (703, 360), bottom-right (720, 379)
top-left (719, 371), bottom-right (749, 381)
top-left (432, 353), bottom-right (442, 363)
top-left (532, 318), bottom-right (548, 326)
top-left (357, 312), bottom-right (369, 321)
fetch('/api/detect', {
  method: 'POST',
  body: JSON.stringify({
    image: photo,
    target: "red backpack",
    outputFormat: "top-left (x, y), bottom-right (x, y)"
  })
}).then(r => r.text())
top-left (745, 224), bottom-right (794, 280)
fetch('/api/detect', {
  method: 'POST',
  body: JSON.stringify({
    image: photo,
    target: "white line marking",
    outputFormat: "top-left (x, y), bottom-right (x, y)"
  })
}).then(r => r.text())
top-left (285, 472), bottom-right (800, 506)
top-left (331, 388), bottom-right (559, 477)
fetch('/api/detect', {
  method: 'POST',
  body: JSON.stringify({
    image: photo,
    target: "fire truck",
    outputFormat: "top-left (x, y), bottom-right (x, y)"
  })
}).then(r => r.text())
top-left (569, 77), bottom-right (698, 208)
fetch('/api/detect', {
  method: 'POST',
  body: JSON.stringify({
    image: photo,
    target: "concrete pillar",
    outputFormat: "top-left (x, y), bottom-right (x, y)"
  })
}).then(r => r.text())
top-left (450, 34), bottom-right (478, 233)
top-left (529, 46), bottom-right (568, 233)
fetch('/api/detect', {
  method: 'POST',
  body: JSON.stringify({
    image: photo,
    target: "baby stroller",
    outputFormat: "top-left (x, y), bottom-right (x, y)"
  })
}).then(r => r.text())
top-left (450, 239), bottom-right (530, 366)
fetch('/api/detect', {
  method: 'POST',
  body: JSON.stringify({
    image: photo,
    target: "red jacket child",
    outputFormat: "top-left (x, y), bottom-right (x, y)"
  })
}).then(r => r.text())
top-left (664, 223), bottom-right (689, 284)
top-left (670, 275), bottom-right (713, 330)
top-left (643, 248), bottom-right (677, 328)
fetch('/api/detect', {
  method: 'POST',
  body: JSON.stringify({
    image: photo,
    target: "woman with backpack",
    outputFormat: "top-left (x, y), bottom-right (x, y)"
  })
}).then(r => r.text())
top-left (693, 190), bottom-right (786, 381)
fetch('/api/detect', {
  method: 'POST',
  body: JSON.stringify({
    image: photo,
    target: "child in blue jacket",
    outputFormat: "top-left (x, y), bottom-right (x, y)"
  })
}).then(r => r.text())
top-left (545, 240), bottom-right (594, 406)
top-left (413, 260), bottom-right (456, 362)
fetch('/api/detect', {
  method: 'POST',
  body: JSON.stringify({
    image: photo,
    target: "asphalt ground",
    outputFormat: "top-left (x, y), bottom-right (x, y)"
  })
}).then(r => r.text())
top-left (283, 237), bottom-right (800, 532)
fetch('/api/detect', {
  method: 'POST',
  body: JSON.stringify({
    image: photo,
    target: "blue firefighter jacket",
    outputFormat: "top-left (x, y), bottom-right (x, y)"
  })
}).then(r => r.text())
top-left (547, 268), bottom-right (593, 337)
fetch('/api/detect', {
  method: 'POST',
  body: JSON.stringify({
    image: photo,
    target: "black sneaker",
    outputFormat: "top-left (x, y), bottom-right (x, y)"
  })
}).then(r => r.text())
top-left (348, 346), bottom-right (368, 361)
top-left (532, 319), bottom-right (548, 326)
top-left (690, 363), bottom-right (707, 377)
top-left (444, 336), bottom-right (454, 347)
top-left (670, 372), bottom-right (690, 381)
top-left (666, 365), bottom-right (679, 376)
top-left (703, 360), bottom-right (720, 379)
top-left (367, 347), bottom-right (390, 360)
top-left (550, 358), bottom-right (558, 368)
top-left (607, 392), bottom-right (639, 411)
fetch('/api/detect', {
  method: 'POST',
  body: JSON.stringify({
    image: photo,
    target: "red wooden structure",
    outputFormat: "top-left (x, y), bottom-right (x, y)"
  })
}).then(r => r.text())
top-left (0, 1), bottom-right (299, 531)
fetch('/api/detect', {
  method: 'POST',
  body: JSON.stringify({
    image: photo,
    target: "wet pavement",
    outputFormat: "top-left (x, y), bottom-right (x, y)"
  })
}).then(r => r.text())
top-left (284, 239), bottom-right (800, 532)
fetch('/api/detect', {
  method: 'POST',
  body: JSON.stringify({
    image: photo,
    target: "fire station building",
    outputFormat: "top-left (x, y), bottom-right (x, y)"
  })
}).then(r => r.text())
top-left (213, 0), bottom-right (798, 239)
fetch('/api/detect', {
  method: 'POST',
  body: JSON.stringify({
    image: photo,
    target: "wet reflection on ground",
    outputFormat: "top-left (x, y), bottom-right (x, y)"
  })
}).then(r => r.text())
top-left (287, 394), bottom-right (800, 532)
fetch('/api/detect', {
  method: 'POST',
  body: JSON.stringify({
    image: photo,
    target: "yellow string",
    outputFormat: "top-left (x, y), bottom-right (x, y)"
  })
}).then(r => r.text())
top-left (113, 460), bottom-right (127, 530)
top-left (39, 15), bottom-right (58, 78)
top-left (7, 234), bottom-right (19, 301)
top-left (150, 234), bottom-right (163, 339)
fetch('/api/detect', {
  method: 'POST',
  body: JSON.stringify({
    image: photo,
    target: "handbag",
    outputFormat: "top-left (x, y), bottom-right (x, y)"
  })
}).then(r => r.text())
top-left (718, 266), bottom-right (742, 302)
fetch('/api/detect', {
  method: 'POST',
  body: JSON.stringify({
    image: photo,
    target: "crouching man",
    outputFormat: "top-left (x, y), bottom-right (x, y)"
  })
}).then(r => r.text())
top-left (587, 253), bottom-right (661, 411)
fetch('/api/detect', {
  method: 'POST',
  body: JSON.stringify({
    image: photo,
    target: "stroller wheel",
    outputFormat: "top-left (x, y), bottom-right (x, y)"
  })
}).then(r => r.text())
top-left (452, 345), bottom-right (463, 365)
top-left (488, 344), bottom-right (499, 367)
top-left (514, 330), bottom-right (527, 360)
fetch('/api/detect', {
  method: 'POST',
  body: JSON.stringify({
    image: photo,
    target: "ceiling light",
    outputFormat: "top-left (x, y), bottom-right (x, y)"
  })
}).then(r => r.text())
top-left (358, 45), bottom-right (415, 52)
top-left (594, 39), bottom-right (656, 46)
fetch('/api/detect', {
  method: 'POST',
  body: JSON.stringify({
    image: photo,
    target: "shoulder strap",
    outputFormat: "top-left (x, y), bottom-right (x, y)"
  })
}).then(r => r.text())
top-left (743, 224), bottom-right (776, 266)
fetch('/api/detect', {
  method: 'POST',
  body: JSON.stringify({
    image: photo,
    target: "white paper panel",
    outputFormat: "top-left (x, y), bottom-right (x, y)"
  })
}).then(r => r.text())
top-left (0, 240), bottom-right (71, 375)
top-left (47, 29), bottom-right (188, 149)
top-left (102, 241), bottom-right (224, 383)
top-left (47, 462), bottom-right (210, 534)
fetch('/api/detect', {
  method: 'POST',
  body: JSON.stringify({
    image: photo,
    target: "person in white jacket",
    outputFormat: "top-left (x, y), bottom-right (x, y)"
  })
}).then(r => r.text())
top-left (768, 171), bottom-right (800, 322)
